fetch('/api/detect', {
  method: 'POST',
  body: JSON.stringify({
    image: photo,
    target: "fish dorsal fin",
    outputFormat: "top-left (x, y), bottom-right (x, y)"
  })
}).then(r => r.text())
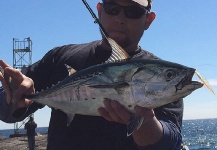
top-left (65, 64), bottom-right (77, 76)
top-left (105, 38), bottom-right (131, 63)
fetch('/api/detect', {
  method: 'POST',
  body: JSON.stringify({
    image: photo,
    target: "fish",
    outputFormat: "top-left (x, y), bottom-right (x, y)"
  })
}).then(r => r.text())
top-left (24, 57), bottom-right (203, 135)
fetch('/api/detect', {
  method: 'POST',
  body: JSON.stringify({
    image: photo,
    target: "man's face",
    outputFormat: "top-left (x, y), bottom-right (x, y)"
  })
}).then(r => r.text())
top-left (97, 0), bottom-right (154, 49)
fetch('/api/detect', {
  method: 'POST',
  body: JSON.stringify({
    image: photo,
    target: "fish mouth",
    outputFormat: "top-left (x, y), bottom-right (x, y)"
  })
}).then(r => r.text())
top-left (176, 69), bottom-right (203, 91)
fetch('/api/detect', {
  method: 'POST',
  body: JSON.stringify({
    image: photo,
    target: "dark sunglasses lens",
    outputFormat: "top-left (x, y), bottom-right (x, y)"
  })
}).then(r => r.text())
top-left (103, 2), bottom-right (121, 15)
top-left (103, 2), bottom-right (147, 19)
top-left (125, 7), bottom-right (146, 19)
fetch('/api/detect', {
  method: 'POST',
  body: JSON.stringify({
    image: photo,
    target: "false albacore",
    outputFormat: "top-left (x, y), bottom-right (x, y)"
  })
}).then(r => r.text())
top-left (24, 58), bottom-right (203, 135)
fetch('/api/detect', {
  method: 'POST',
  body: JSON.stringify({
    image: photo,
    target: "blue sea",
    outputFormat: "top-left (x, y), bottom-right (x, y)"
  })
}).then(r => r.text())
top-left (1, 119), bottom-right (217, 150)
top-left (182, 119), bottom-right (217, 150)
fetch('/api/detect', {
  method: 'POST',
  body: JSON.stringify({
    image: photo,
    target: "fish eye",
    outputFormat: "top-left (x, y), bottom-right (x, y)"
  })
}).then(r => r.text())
top-left (165, 69), bottom-right (176, 81)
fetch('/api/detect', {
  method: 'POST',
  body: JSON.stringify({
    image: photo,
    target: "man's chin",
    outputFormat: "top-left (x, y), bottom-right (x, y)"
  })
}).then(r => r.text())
top-left (113, 38), bottom-right (129, 48)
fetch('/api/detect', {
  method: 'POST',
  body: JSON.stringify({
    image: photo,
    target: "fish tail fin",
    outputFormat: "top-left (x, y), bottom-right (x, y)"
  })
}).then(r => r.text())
top-left (127, 114), bottom-right (144, 136)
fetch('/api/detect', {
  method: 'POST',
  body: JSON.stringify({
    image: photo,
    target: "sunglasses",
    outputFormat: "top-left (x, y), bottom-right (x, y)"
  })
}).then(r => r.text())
top-left (102, 2), bottom-right (149, 19)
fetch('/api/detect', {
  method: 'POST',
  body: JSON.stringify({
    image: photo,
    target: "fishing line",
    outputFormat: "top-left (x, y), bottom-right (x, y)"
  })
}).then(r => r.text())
top-left (192, 64), bottom-right (216, 67)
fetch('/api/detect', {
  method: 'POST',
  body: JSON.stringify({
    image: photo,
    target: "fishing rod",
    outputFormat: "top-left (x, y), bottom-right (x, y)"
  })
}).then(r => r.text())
top-left (82, 0), bottom-right (109, 39)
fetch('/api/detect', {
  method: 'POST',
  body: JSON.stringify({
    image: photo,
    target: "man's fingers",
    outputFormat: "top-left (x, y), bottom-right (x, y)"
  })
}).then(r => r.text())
top-left (99, 99), bottom-right (131, 124)
top-left (17, 99), bottom-right (33, 108)
top-left (110, 100), bottom-right (131, 124)
top-left (0, 72), bottom-right (10, 92)
top-left (5, 67), bottom-right (24, 84)
top-left (13, 81), bottom-right (35, 101)
top-left (98, 107), bottom-right (113, 121)
top-left (0, 72), bottom-right (12, 104)
top-left (103, 99), bottom-right (124, 123)
top-left (0, 59), bottom-right (35, 110)
top-left (0, 59), bottom-right (11, 69)
top-left (134, 106), bottom-right (155, 123)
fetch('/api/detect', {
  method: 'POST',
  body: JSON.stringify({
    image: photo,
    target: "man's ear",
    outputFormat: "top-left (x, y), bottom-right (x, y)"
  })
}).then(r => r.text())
top-left (97, 2), bottom-right (102, 19)
top-left (144, 12), bottom-right (156, 30)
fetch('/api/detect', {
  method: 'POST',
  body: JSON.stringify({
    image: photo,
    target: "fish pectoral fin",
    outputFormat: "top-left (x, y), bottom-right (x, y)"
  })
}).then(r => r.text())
top-left (67, 114), bottom-right (75, 126)
top-left (127, 114), bottom-right (144, 136)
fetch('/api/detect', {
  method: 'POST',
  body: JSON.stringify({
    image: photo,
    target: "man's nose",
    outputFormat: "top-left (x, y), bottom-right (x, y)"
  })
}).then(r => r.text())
top-left (115, 10), bottom-right (127, 24)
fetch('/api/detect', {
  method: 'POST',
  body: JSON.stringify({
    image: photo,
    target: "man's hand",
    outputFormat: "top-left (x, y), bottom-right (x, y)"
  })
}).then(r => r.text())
top-left (0, 59), bottom-right (34, 109)
top-left (98, 98), bottom-right (155, 125)
top-left (98, 98), bottom-right (131, 124)
top-left (98, 98), bottom-right (163, 146)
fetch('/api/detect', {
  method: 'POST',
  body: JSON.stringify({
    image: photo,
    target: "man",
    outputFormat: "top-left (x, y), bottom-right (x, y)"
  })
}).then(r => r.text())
top-left (25, 116), bottom-right (37, 150)
top-left (0, 0), bottom-right (183, 149)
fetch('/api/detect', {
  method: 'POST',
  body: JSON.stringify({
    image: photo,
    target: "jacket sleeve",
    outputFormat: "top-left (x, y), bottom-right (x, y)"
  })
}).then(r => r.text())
top-left (136, 100), bottom-right (183, 150)
top-left (136, 120), bottom-right (182, 150)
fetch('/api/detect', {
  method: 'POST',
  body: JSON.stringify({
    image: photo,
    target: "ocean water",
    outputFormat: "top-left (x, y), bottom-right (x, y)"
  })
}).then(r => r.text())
top-left (182, 119), bottom-right (217, 150)
top-left (1, 119), bottom-right (217, 149)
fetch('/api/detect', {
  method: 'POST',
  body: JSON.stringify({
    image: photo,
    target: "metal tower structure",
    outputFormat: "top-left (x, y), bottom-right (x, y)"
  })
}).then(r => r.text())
top-left (13, 37), bottom-right (32, 70)
top-left (12, 37), bottom-right (33, 136)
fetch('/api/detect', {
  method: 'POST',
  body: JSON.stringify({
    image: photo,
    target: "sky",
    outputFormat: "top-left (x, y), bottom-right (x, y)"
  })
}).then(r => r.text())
top-left (0, 0), bottom-right (217, 130)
